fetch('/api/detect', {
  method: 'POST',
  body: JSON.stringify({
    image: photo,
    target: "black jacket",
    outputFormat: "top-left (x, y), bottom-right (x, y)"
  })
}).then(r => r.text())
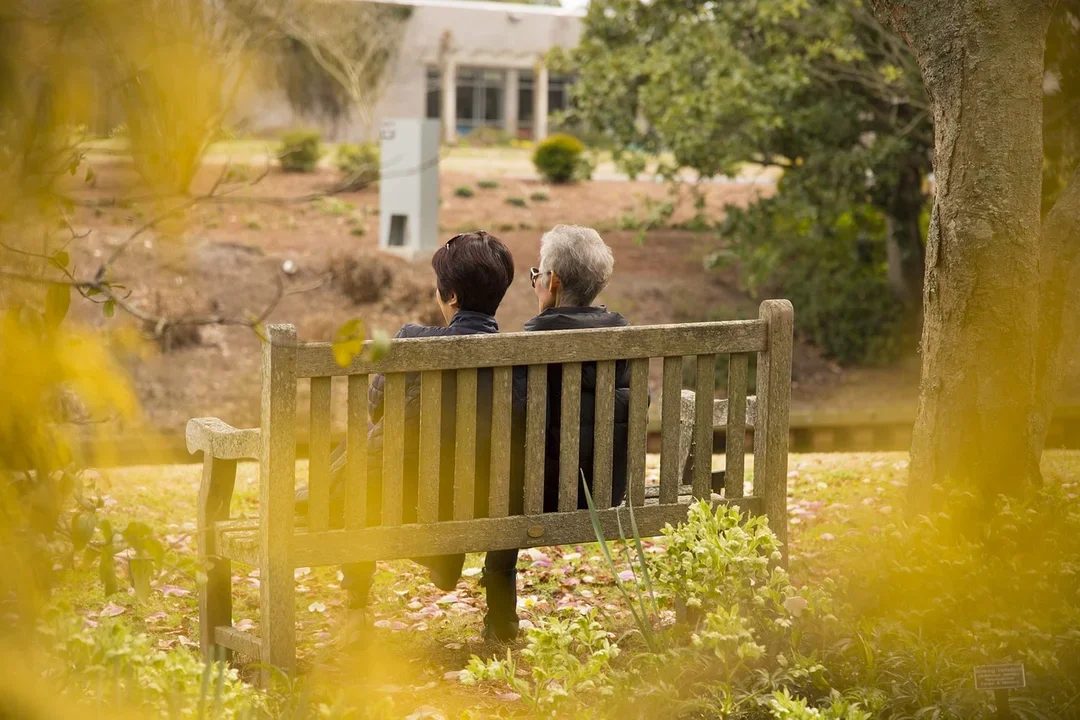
top-left (511, 306), bottom-right (633, 512)
top-left (326, 310), bottom-right (499, 525)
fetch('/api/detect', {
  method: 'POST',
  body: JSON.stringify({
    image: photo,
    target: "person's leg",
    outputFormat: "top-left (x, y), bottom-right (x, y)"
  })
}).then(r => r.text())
top-left (481, 549), bottom-right (520, 642)
top-left (341, 561), bottom-right (376, 610)
top-left (412, 554), bottom-right (465, 592)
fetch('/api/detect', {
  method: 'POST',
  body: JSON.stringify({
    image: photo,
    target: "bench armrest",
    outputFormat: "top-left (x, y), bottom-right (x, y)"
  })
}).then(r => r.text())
top-left (677, 390), bottom-right (758, 473)
top-left (186, 418), bottom-right (261, 460)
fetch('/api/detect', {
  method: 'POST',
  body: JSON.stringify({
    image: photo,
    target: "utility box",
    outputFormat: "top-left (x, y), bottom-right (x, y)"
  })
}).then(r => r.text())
top-left (378, 118), bottom-right (440, 258)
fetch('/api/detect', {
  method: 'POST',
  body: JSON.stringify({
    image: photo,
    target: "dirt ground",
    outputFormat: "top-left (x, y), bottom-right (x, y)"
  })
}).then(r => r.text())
top-left (60, 156), bottom-right (927, 439)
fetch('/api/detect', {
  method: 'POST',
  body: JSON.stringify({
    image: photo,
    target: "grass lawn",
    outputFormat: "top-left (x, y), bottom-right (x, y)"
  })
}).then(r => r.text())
top-left (79, 138), bottom-right (782, 183)
top-left (53, 450), bottom-right (1080, 714)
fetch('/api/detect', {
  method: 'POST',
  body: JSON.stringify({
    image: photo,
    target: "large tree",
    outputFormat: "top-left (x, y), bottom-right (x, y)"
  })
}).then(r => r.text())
top-left (561, 0), bottom-right (932, 314)
top-left (866, 0), bottom-right (1080, 500)
top-left (559, 0), bottom-right (935, 365)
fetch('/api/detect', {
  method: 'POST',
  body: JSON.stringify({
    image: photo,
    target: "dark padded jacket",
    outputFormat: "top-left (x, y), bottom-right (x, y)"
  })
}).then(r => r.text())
top-left (510, 306), bottom-right (633, 512)
top-left (325, 310), bottom-right (499, 525)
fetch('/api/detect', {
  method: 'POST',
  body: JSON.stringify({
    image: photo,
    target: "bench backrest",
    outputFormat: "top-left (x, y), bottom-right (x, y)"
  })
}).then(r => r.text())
top-left (257, 300), bottom-right (793, 565)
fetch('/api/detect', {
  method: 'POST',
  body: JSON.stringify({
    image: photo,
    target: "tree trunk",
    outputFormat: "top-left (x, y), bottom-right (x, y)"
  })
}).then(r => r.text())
top-left (869, 0), bottom-right (1054, 505)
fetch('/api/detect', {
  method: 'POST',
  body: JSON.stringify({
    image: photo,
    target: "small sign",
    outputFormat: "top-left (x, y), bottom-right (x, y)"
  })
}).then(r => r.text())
top-left (380, 123), bottom-right (396, 141)
top-left (974, 664), bottom-right (1026, 691)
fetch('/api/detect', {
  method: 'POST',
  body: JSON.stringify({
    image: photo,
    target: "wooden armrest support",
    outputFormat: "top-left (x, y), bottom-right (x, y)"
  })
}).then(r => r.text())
top-left (677, 390), bottom-right (758, 472)
top-left (186, 418), bottom-right (261, 460)
top-left (678, 389), bottom-right (757, 428)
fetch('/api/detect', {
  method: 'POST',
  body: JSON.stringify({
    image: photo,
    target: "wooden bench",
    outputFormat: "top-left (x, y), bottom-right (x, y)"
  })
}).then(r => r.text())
top-left (186, 299), bottom-right (793, 684)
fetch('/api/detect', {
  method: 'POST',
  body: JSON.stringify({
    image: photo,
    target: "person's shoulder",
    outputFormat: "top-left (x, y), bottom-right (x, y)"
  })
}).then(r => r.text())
top-left (396, 323), bottom-right (452, 339)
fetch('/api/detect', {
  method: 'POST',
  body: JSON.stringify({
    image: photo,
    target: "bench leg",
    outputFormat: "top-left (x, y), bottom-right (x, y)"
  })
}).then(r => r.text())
top-left (198, 457), bottom-right (237, 666)
top-left (260, 557), bottom-right (296, 687)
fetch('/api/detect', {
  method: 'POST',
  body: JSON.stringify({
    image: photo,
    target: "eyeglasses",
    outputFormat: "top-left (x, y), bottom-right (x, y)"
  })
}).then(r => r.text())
top-left (529, 267), bottom-right (544, 288)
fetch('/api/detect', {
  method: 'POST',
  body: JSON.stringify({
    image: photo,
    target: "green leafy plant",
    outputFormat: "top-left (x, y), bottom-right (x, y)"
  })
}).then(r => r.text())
top-left (460, 127), bottom-right (513, 147)
top-left (461, 610), bottom-right (620, 712)
top-left (44, 614), bottom-right (263, 717)
top-left (278, 129), bottom-right (323, 173)
top-left (334, 142), bottom-right (379, 191)
top-left (453, 185), bottom-right (475, 198)
top-left (316, 197), bottom-right (356, 216)
top-left (582, 480), bottom-right (663, 652)
top-left (505, 196), bottom-right (527, 208)
top-left (714, 181), bottom-right (909, 364)
top-left (532, 133), bottom-right (588, 184)
top-left (477, 179), bottom-right (499, 189)
top-left (615, 150), bottom-right (648, 181)
top-left (529, 191), bottom-right (550, 202)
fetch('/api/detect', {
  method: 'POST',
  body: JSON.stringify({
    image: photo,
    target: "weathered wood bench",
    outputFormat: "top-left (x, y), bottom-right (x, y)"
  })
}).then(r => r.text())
top-left (187, 299), bottom-right (793, 684)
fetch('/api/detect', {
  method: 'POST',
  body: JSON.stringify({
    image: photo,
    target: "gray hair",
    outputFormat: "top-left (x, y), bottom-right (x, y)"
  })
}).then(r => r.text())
top-left (538, 225), bottom-right (614, 307)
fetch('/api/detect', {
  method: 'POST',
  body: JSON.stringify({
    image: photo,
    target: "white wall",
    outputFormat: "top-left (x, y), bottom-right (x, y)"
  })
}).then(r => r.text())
top-left (233, 0), bottom-right (583, 142)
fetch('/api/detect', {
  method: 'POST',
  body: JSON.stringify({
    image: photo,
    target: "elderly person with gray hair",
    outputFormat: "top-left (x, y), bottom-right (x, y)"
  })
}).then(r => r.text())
top-left (481, 225), bottom-right (635, 644)
top-left (522, 224), bottom-right (632, 508)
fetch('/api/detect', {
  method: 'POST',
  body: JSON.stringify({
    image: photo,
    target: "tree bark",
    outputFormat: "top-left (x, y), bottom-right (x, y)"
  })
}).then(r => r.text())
top-left (868, 0), bottom-right (1055, 505)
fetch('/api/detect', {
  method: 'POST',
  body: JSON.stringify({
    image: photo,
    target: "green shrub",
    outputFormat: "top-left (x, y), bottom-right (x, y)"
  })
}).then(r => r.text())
top-left (453, 185), bottom-right (475, 198)
top-left (461, 126), bottom-right (513, 147)
top-left (461, 610), bottom-right (619, 712)
top-left (334, 142), bottom-right (379, 190)
top-left (715, 181), bottom-right (909, 365)
top-left (477, 179), bottom-right (499, 189)
top-left (278, 129), bottom-right (323, 173)
top-left (529, 191), bottom-right (550, 202)
top-left (505, 196), bottom-right (527, 208)
top-left (532, 133), bottom-right (588, 184)
top-left (45, 615), bottom-right (264, 717)
top-left (615, 149), bottom-right (649, 181)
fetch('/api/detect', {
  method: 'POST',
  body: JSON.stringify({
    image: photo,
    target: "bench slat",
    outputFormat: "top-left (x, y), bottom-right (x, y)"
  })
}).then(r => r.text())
top-left (288, 499), bottom-right (761, 566)
top-left (488, 366), bottom-right (512, 518)
top-left (308, 376), bottom-right (333, 533)
top-left (726, 353), bottom-right (748, 498)
top-left (297, 321), bottom-right (768, 377)
top-left (345, 374), bottom-right (368, 529)
top-left (381, 373), bottom-right (406, 527)
top-left (418, 370), bottom-right (442, 524)
top-left (592, 360), bottom-right (616, 510)
top-left (215, 626), bottom-right (262, 660)
top-left (454, 368), bottom-right (478, 520)
top-left (558, 362), bottom-right (583, 512)
top-left (692, 355), bottom-right (715, 500)
top-left (524, 364), bottom-right (547, 514)
top-left (659, 356), bottom-right (683, 504)
top-left (627, 358), bottom-right (649, 507)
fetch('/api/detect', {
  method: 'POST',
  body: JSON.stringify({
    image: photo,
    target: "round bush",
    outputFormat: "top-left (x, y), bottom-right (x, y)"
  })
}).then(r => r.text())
top-left (532, 133), bottom-right (586, 184)
top-left (278, 130), bottom-right (323, 173)
top-left (334, 143), bottom-right (379, 190)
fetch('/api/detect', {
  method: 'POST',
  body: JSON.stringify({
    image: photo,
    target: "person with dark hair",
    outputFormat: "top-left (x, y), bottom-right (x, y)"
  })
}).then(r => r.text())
top-left (296, 231), bottom-right (515, 640)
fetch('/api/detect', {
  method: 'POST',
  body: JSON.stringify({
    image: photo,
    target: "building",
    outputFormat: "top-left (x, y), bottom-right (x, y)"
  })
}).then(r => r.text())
top-left (243, 0), bottom-right (585, 143)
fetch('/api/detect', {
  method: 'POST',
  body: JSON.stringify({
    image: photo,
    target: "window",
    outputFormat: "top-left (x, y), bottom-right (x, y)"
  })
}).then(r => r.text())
top-left (454, 67), bottom-right (506, 133)
top-left (549, 74), bottom-right (572, 115)
top-left (426, 68), bottom-right (441, 119)
top-left (516, 71), bottom-right (573, 138)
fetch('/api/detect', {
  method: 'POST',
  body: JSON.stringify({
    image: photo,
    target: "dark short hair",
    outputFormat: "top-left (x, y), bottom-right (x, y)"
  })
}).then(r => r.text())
top-left (431, 231), bottom-right (515, 316)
